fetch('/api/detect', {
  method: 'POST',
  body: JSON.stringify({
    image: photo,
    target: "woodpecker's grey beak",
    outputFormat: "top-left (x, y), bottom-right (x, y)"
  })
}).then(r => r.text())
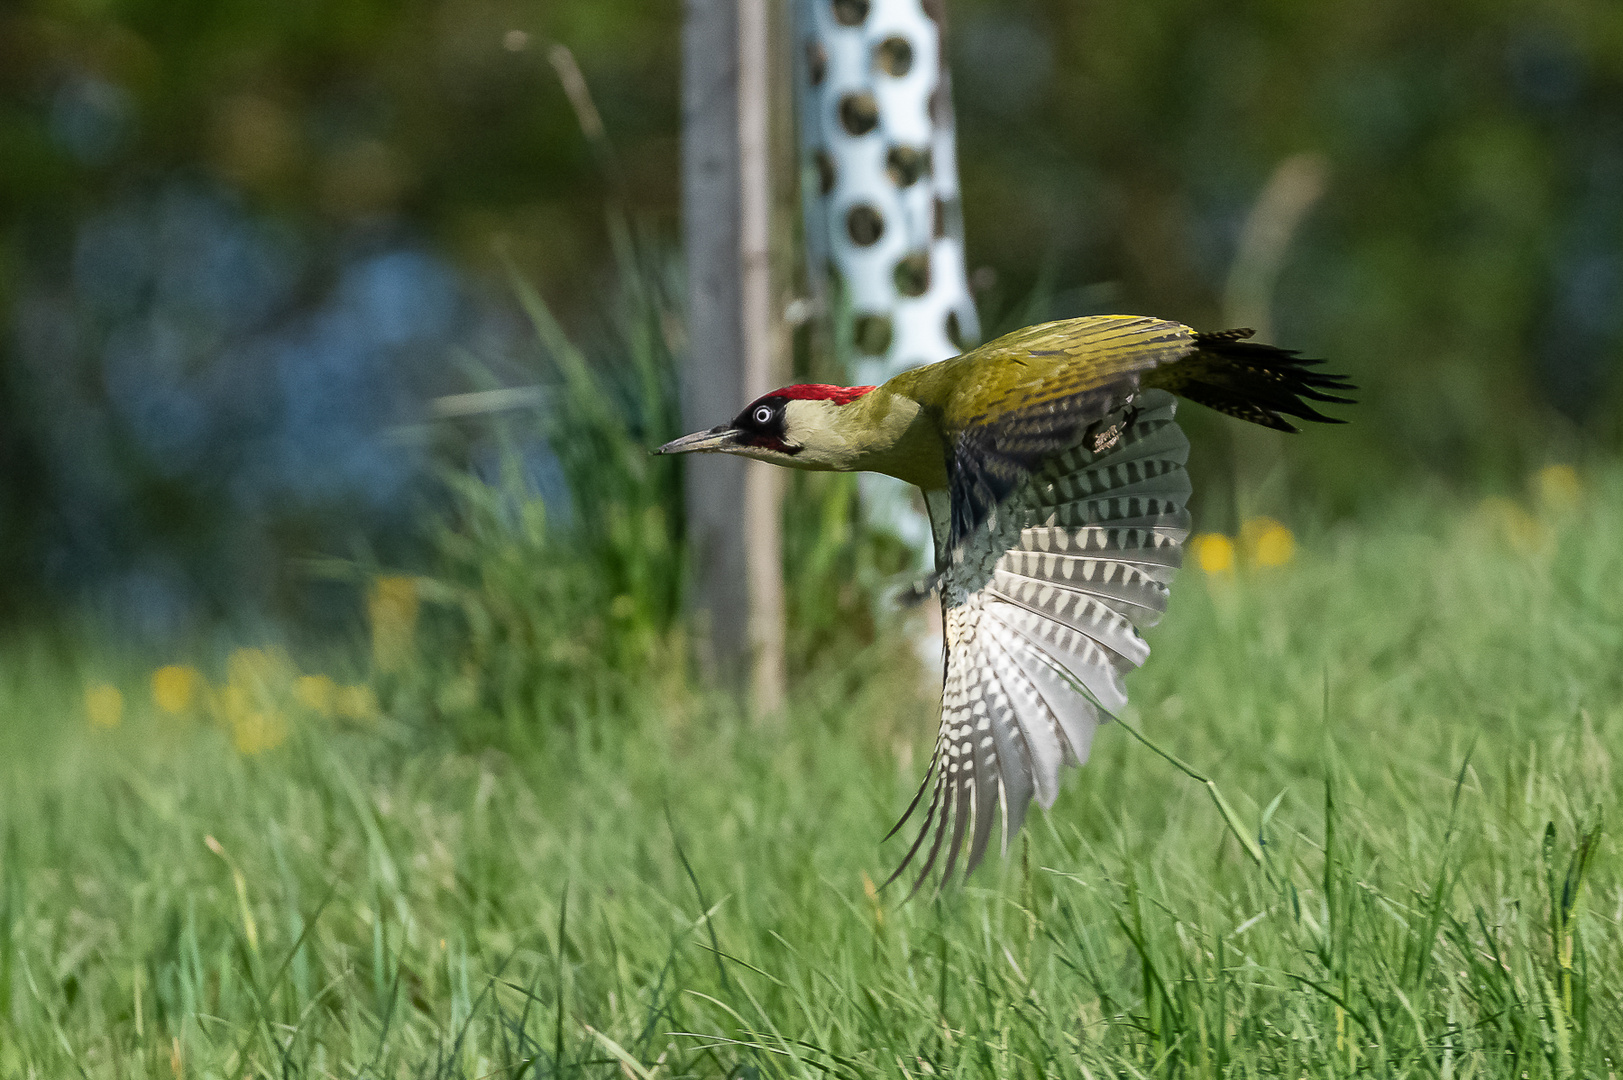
top-left (655, 425), bottom-right (738, 455)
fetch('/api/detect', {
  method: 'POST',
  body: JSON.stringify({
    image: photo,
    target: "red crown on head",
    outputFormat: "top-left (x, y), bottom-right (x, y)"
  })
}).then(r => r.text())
top-left (774, 384), bottom-right (876, 405)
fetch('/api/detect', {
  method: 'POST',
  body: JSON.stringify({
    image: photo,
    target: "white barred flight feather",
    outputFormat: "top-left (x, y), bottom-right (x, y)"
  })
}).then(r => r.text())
top-left (888, 391), bottom-right (1190, 894)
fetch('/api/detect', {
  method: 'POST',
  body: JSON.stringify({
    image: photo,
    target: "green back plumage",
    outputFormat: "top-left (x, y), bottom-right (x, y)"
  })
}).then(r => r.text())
top-left (867, 313), bottom-right (1352, 550)
top-left (885, 315), bottom-right (1193, 430)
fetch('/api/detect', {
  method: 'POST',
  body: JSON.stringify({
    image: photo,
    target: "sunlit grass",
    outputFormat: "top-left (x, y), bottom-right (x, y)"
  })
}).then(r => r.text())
top-left (83, 683), bottom-right (124, 729)
top-left (0, 466), bottom-right (1617, 1076)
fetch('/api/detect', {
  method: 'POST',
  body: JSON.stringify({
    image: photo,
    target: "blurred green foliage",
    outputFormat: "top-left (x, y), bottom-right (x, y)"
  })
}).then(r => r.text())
top-left (3, 0), bottom-right (1623, 627)
top-left (948, 0), bottom-right (1623, 515)
top-left (390, 239), bottom-right (691, 746)
top-left (367, 235), bottom-right (916, 747)
top-left (0, 0), bottom-right (679, 301)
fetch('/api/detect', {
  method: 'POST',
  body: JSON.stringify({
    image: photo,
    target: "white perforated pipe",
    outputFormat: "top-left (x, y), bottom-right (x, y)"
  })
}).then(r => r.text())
top-left (796, 0), bottom-right (980, 561)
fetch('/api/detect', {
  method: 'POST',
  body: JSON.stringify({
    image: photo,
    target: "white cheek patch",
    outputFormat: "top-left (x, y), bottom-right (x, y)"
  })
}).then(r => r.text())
top-left (781, 399), bottom-right (852, 461)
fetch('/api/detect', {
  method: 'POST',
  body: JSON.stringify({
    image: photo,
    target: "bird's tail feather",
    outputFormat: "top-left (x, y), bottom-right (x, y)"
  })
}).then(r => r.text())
top-left (1148, 328), bottom-right (1356, 432)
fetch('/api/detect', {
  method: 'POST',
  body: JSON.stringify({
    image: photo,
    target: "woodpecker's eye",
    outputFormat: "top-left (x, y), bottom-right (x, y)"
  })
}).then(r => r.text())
top-left (730, 396), bottom-right (796, 451)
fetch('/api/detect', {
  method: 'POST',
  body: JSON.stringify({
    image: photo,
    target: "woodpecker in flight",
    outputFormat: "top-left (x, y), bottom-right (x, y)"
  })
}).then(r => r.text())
top-left (658, 315), bottom-right (1353, 892)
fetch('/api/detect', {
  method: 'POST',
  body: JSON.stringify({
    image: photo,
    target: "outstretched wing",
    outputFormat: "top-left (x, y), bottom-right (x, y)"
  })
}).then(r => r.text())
top-left (887, 391), bottom-right (1190, 894)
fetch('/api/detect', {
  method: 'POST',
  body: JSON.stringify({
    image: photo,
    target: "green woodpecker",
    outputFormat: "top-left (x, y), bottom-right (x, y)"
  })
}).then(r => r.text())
top-left (658, 315), bottom-right (1353, 892)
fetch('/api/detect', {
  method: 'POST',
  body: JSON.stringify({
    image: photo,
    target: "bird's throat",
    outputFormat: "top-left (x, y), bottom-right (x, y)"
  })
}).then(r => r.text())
top-left (837, 387), bottom-right (950, 490)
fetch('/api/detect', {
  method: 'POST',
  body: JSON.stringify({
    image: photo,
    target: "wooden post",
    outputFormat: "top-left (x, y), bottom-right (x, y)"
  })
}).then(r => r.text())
top-left (738, 0), bottom-right (787, 717)
top-left (682, 0), bottom-right (786, 716)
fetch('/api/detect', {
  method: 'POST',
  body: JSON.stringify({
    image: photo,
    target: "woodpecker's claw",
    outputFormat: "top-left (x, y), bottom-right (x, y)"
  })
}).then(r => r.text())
top-left (1086, 401), bottom-right (1140, 454)
top-left (655, 425), bottom-right (737, 455)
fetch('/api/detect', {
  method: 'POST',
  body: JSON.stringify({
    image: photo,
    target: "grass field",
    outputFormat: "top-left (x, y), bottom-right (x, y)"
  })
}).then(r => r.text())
top-left (2, 469), bottom-right (1620, 1078)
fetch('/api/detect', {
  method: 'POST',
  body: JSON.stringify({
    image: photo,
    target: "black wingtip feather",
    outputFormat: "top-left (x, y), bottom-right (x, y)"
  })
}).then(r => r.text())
top-left (882, 754), bottom-right (937, 843)
top-left (881, 765), bottom-right (947, 893)
top-left (934, 779), bottom-right (972, 893)
top-left (904, 784), bottom-right (956, 901)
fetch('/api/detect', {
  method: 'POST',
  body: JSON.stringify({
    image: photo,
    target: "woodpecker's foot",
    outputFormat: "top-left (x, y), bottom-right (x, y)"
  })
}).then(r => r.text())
top-left (1087, 401), bottom-right (1141, 454)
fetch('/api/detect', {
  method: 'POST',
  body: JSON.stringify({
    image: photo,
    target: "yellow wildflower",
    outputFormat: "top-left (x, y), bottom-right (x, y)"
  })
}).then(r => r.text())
top-left (1242, 517), bottom-right (1295, 568)
top-left (151, 665), bottom-right (202, 714)
top-left (368, 575), bottom-right (420, 673)
top-left (207, 651), bottom-right (295, 753)
top-left (294, 674), bottom-right (338, 717)
top-left (86, 684), bottom-right (124, 729)
top-left (336, 684), bottom-right (379, 725)
top-left (232, 709), bottom-right (288, 755)
top-left (1536, 464), bottom-right (1581, 512)
top-left (1191, 533), bottom-right (1236, 575)
top-left (861, 871), bottom-right (883, 929)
